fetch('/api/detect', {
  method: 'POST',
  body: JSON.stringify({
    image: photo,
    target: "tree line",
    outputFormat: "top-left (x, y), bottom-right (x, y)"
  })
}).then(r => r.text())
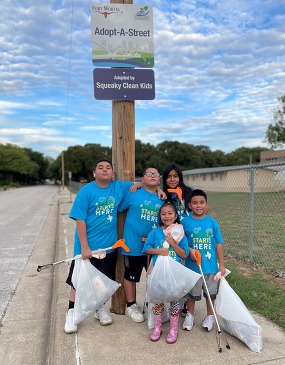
top-left (1, 94), bottom-right (284, 186)
top-left (0, 141), bottom-right (269, 186)
top-left (49, 141), bottom-right (269, 183)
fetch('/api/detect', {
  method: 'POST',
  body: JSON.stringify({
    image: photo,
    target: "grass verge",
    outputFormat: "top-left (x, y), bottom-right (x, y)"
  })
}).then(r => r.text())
top-left (225, 257), bottom-right (285, 331)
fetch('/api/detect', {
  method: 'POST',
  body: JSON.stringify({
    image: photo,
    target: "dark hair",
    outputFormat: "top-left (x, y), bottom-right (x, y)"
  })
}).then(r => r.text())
top-left (158, 201), bottom-right (181, 226)
top-left (93, 159), bottom-right (113, 170)
top-left (190, 189), bottom-right (208, 202)
top-left (142, 166), bottom-right (159, 176)
top-left (162, 163), bottom-right (193, 210)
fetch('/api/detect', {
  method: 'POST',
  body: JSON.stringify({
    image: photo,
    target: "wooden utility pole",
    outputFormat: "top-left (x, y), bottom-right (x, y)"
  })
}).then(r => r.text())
top-left (61, 151), bottom-right (65, 190)
top-left (110, 0), bottom-right (135, 314)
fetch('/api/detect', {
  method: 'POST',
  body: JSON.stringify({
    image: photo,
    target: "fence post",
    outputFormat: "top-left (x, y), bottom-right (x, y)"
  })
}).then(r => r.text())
top-left (249, 158), bottom-right (254, 260)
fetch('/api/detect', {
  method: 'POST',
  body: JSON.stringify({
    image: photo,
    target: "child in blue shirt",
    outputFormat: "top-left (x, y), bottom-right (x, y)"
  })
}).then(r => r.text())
top-left (64, 159), bottom-right (139, 333)
top-left (143, 201), bottom-right (189, 344)
top-left (118, 167), bottom-right (164, 323)
top-left (181, 189), bottom-right (225, 332)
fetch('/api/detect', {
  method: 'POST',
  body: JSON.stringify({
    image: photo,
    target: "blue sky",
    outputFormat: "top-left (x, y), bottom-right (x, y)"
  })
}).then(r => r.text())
top-left (1, 0), bottom-right (285, 159)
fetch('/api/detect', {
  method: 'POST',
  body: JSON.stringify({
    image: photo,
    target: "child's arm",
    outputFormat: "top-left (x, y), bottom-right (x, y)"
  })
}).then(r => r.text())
top-left (129, 181), bottom-right (143, 192)
top-left (189, 247), bottom-right (196, 261)
top-left (157, 187), bottom-right (167, 200)
top-left (216, 243), bottom-right (226, 276)
top-left (144, 247), bottom-right (168, 256)
top-left (165, 232), bottom-right (187, 259)
top-left (76, 219), bottom-right (92, 259)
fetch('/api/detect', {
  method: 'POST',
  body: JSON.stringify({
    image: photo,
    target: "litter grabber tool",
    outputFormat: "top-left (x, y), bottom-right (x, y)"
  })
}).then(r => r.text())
top-left (167, 187), bottom-right (189, 216)
top-left (37, 239), bottom-right (129, 272)
top-left (194, 250), bottom-right (230, 352)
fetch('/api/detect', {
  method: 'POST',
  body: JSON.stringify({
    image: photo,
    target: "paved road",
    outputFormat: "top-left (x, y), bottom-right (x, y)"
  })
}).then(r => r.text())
top-left (0, 185), bottom-right (58, 320)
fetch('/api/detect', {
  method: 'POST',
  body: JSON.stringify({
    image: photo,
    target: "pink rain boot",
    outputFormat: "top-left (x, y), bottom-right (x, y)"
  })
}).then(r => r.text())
top-left (150, 314), bottom-right (162, 341)
top-left (166, 314), bottom-right (179, 344)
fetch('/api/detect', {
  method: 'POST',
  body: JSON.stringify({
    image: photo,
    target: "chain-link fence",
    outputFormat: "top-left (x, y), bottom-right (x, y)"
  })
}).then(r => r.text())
top-left (70, 161), bottom-right (285, 274)
top-left (183, 161), bottom-right (285, 274)
top-left (70, 181), bottom-right (86, 192)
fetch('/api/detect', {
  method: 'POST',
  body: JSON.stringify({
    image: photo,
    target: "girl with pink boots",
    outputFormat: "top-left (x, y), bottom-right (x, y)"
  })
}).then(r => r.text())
top-left (143, 201), bottom-right (189, 344)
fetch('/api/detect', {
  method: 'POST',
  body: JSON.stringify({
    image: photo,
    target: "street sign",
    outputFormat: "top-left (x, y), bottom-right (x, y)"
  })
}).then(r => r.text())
top-left (93, 68), bottom-right (155, 100)
top-left (91, 3), bottom-right (154, 68)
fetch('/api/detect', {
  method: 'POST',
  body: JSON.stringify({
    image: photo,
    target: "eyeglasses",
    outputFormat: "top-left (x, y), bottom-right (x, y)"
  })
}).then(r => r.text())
top-left (144, 172), bottom-right (160, 177)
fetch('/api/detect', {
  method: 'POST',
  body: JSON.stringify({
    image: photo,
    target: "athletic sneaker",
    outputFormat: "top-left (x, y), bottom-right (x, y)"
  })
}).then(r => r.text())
top-left (202, 315), bottom-right (215, 332)
top-left (64, 308), bottom-right (78, 334)
top-left (125, 303), bottom-right (144, 323)
top-left (182, 312), bottom-right (195, 331)
top-left (95, 306), bottom-right (113, 325)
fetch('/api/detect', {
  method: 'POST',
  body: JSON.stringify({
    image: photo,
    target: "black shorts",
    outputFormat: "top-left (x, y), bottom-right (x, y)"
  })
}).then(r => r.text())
top-left (66, 249), bottom-right (118, 288)
top-left (123, 255), bottom-right (149, 282)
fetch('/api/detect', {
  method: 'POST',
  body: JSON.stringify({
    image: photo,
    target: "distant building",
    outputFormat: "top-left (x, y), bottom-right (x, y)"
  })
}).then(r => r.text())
top-left (260, 149), bottom-right (285, 163)
top-left (183, 163), bottom-right (284, 193)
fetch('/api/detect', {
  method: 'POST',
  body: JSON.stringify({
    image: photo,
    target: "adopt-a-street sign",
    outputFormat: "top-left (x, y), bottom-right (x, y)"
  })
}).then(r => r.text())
top-left (93, 68), bottom-right (155, 100)
top-left (91, 3), bottom-right (154, 68)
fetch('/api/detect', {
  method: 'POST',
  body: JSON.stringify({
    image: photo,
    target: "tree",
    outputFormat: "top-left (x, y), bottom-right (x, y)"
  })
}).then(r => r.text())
top-left (154, 141), bottom-right (204, 171)
top-left (135, 140), bottom-right (157, 176)
top-left (0, 144), bottom-right (38, 183)
top-left (266, 95), bottom-right (285, 148)
top-left (49, 143), bottom-right (112, 182)
top-left (226, 147), bottom-right (268, 165)
top-left (24, 148), bottom-right (50, 182)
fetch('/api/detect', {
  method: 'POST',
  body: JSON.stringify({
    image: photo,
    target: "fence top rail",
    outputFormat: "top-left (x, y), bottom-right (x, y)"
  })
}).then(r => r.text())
top-left (183, 161), bottom-right (285, 176)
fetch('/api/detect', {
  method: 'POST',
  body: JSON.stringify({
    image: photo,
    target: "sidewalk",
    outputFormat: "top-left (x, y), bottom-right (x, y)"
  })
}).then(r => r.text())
top-left (1, 188), bottom-right (285, 365)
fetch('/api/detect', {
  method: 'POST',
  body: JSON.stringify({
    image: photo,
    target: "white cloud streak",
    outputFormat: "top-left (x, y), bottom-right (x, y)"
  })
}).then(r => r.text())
top-left (0, 0), bottom-right (284, 158)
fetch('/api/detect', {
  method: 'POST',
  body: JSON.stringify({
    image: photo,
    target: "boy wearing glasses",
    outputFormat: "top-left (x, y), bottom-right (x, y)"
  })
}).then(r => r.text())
top-left (118, 167), bottom-right (164, 322)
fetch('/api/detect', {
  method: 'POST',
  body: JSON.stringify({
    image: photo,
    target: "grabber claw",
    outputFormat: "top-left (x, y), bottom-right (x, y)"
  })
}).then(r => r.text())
top-left (112, 238), bottom-right (130, 252)
top-left (194, 250), bottom-right (230, 352)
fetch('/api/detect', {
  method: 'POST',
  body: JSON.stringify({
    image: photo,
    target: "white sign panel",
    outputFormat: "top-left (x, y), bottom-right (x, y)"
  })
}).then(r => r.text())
top-left (91, 3), bottom-right (154, 68)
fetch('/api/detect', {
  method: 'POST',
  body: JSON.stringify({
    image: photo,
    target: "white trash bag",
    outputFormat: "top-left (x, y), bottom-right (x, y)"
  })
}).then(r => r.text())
top-left (146, 255), bottom-right (201, 304)
top-left (215, 276), bottom-right (263, 353)
top-left (72, 258), bottom-right (120, 325)
top-left (164, 223), bottom-right (184, 244)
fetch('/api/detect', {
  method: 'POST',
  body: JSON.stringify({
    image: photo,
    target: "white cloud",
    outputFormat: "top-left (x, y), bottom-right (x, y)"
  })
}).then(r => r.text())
top-left (0, 0), bottom-right (284, 159)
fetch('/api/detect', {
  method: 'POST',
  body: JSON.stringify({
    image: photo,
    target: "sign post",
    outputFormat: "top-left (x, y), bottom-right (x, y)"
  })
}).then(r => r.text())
top-left (91, 0), bottom-right (154, 314)
top-left (110, 0), bottom-right (135, 315)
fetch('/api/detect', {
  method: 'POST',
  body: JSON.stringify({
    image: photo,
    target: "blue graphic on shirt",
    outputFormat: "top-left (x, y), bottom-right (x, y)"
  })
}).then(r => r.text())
top-left (182, 215), bottom-right (224, 274)
top-left (119, 187), bottom-right (164, 256)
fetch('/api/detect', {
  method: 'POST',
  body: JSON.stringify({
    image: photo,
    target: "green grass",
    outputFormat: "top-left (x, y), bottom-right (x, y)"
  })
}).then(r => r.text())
top-left (204, 191), bottom-right (285, 331)
top-left (225, 257), bottom-right (285, 331)
top-left (207, 192), bottom-right (285, 271)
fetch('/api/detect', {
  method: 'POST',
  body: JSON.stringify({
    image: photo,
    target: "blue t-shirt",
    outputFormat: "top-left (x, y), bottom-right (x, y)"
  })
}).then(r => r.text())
top-left (70, 180), bottom-right (133, 255)
top-left (118, 187), bottom-right (163, 256)
top-left (181, 215), bottom-right (224, 274)
top-left (142, 226), bottom-right (189, 264)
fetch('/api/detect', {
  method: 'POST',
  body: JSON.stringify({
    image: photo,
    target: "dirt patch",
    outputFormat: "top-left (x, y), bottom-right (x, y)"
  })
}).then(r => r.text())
top-left (225, 256), bottom-right (285, 288)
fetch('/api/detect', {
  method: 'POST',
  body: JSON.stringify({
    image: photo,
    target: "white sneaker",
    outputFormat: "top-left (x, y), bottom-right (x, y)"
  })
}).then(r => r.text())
top-left (182, 312), bottom-right (194, 331)
top-left (95, 306), bottom-right (113, 326)
top-left (64, 308), bottom-right (78, 334)
top-left (125, 303), bottom-right (144, 323)
top-left (202, 315), bottom-right (215, 332)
